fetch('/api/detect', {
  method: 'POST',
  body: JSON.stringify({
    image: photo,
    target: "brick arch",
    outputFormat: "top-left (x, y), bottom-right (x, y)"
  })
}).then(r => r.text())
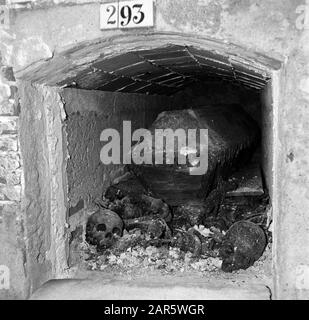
top-left (16, 32), bottom-right (281, 92)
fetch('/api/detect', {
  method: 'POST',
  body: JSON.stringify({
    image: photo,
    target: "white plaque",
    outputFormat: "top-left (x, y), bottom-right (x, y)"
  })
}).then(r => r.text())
top-left (100, 0), bottom-right (154, 30)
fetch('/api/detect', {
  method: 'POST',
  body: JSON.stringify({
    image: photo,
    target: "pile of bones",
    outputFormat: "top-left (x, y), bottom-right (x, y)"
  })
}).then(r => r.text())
top-left (84, 172), bottom-right (271, 274)
top-left (84, 106), bottom-right (271, 274)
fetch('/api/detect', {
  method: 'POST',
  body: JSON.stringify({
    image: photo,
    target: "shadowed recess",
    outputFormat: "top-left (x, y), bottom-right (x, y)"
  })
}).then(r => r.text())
top-left (18, 42), bottom-right (274, 95)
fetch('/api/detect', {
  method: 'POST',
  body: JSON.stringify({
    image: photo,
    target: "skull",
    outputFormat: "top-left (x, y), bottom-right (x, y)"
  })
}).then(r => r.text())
top-left (219, 221), bottom-right (267, 272)
top-left (171, 228), bottom-right (202, 257)
top-left (86, 209), bottom-right (124, 248)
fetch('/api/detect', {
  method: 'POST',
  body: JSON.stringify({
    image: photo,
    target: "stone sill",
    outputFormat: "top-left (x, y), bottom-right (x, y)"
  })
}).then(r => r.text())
top-left (30, 271), bottom-right (272, 300)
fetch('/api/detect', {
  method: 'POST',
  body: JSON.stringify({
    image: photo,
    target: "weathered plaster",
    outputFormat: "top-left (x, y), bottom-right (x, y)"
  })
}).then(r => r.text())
top-left (275, 30), bottom-right (309, 298)
top-left (17, 82), bottom-right (69, 294)
top-left (40, 85), bottom-right (68, 278)
top-left (4, 0), bottom-right (303, 72)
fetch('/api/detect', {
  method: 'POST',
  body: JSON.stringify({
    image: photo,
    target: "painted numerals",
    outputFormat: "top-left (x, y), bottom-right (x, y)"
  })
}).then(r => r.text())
top-left (100, 0), bottom-right (154, 30)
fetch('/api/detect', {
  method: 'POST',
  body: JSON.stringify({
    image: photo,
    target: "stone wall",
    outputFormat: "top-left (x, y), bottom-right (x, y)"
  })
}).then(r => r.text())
top-left (0, 56), bottom-right (26, 298)
top-left (0, 0), bottom-right (308, 299)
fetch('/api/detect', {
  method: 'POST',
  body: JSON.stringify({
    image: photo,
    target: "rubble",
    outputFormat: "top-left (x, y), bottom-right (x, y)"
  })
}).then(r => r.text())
top-left (173, 201), bottom-right (208, 228)
top-left (171, 228), bottom-right (203, 257)
top-left (85, 169), bottom-right (270, 273)
top-left (124, 216), bottom-right (172, 239)
top-left (103, 176), bottom-right (172, 221)
top-left (82, 231), bottom-right (223, 275)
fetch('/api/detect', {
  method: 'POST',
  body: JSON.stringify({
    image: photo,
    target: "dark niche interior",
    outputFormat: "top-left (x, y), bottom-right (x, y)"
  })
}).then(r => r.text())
top-left (62, 45), bottom-right (272, 277)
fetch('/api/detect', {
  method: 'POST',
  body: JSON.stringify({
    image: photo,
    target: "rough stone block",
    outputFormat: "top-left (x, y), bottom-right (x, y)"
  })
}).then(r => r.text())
top-left (0, 100), bottom-right (20, 116)
top-left (0, 200), bottom-right (26, 300)
top-left (0, 135), bottom-right (18, 152)
top-left (0, 152), bottom-right (21, 171)
top-left (0, 116), bottom-right (18, 134)
top-left (4, 170), bottom-right (22, 185)
top-left (0, 78), bottom-right (11, 103)
top-left (13, 37), bottom-right (53, 69)
top-left (0, 66), bottom-right (15, 82)
top-left (0, 184), bottom-right (21, 202)
top-left (0, 168), bottom-right (21, 186)
top-left (0, 201), bottom-right (19, 228)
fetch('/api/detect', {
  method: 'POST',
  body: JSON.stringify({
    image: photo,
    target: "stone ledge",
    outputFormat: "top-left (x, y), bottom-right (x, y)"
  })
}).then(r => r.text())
top-left (30, 273), bottom-right (271, 300)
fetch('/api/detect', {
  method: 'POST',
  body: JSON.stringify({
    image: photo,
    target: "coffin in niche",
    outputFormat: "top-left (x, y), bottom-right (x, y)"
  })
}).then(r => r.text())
top-left (129, 104), bottom-right (260, 206)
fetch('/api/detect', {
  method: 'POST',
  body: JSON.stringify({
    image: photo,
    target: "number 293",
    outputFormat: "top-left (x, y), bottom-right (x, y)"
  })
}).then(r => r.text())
top-left (100, 0), bottom-right (154, 29)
